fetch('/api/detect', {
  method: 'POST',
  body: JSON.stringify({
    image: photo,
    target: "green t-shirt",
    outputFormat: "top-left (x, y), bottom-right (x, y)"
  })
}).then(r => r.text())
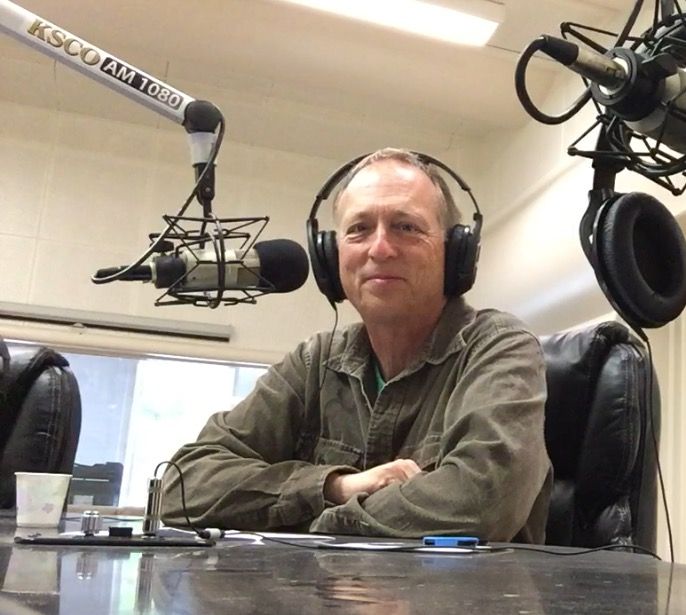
top-left (373, 358), bottom-right (385, 392)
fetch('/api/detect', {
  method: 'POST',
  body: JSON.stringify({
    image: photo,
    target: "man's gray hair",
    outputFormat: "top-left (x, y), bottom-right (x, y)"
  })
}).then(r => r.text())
top-left (332, 148), bottom-right (462, 229)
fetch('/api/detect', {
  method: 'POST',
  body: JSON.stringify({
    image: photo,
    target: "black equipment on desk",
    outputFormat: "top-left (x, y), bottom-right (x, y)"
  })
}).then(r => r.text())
top-left (14, 533), bottom-right (215, 548)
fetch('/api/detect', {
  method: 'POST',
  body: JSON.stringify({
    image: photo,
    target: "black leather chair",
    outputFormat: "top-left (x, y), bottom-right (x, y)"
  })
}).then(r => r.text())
top-left (0, 339), bottom-right (82, 508)
top-left (540, 321), bottom-right (659, 550)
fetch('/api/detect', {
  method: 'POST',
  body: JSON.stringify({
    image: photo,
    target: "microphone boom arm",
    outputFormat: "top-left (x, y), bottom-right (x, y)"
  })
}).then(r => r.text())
top-left (0, 0), bottom-right (248, 308)
top-left (0, 1), bottom-right (312, 310)
top-left (1, 0), bottom-right (193, 124)
top-left (0, 0), bottom-right (224, 194)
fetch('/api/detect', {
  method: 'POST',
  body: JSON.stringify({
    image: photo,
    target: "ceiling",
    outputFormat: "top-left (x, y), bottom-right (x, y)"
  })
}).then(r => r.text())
top-left (0, 0), bottom-right (635, 159)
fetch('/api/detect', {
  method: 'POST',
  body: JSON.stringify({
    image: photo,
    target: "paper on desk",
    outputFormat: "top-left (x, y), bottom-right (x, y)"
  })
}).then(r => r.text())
top-left (256, 531), bottom-right (335, 540)
top-left (318, 542), bottom-right (474, 553)
top-left (221, 531), bottom-right (337, 544)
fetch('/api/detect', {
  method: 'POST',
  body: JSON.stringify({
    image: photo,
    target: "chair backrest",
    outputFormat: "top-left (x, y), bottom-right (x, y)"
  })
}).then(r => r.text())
top-left (540, 321), bottom-right (659, 550)
top-left (0, 340), bottom-right (82, 508)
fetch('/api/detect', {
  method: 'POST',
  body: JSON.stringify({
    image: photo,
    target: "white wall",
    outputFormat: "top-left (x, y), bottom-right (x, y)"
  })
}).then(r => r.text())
top-left (465, 65), bottom-right (604, 331)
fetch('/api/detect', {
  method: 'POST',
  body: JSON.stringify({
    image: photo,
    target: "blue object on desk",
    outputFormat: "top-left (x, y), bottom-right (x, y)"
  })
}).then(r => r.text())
top-left (422, 536), bottom-right (479, 547)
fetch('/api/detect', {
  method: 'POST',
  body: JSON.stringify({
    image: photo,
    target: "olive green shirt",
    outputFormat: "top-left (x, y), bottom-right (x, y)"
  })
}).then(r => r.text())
top-left (161, 297), bottom-right (552, 542)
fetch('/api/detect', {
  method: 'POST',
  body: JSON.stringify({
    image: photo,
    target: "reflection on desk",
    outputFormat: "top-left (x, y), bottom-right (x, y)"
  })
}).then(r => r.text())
top-left (0, 518), bottom-right (683, 614)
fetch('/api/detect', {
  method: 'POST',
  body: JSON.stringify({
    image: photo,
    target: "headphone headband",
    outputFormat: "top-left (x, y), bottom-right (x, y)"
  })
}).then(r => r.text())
top-left (308, 151), bottom-right (482, 227)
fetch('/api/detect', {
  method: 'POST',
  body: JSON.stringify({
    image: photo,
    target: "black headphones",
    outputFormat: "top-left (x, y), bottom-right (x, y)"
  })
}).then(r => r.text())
top-left (580, 164), bottom-right (686, 332)
top-left (306, 151), bottom-right (483, 305)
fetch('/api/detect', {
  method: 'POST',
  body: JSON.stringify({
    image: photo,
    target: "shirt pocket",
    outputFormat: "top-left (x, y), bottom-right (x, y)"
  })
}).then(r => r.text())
top-left (313, 437), bottom-right (363, 468)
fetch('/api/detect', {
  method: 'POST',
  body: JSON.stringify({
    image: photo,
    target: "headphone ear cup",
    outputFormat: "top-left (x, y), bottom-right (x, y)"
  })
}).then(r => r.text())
top-left (307, 219), bottom-right (331, 301)
top-left (308, 226), bottom-right (345, 304)
top-left (320, 230), bottom-right (345, 303)
top-left (596, 192), bottom-right (686, 328)
top-left (444, 224), bottom-right (480, 297)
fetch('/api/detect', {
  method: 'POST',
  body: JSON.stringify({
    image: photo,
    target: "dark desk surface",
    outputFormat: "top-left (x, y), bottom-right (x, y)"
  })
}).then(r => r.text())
top-left (0, 516), bottom-right (683, 614)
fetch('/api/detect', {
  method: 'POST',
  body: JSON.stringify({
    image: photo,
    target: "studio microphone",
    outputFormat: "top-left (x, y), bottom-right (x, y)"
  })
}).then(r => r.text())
top-left (96, 239), bottom-right (310, 294)
top-left (537, 35), bottom-right (686, 154)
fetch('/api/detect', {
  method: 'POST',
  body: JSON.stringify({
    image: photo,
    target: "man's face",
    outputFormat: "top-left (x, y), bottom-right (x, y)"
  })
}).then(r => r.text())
top-left (336, 159), bottom-right (447, 327)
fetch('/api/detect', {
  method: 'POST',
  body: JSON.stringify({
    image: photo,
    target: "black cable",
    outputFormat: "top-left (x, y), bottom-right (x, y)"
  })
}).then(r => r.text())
top-left (615, 319), bottom-right (677, 566)
top-left (208, 213), bottom-right (226, 308)
top-left (154, 460), bottom-right (206, 539)
top-left (514, 37), bottom-right (592, 125)
top-left (644, 337), bottom-right (675, 563)
top-left (615, 328), bottom-right (675, 564)
top-left (504, 543), bottom-right (661, 560)
top-left (91, 115), bottom-right (226, 285)
top-left (318, 304), bottom-right (340, 394)
top-left (514, 0), bottom-right (646, 127)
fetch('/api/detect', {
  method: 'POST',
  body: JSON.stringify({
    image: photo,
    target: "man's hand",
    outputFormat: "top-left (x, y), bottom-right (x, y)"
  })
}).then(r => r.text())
top-left (324, 459), bottom-right (421, 505)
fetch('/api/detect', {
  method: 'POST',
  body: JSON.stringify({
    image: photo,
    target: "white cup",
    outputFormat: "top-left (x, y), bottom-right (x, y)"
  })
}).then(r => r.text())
top-left (15, 472), bottom-right (72, 528)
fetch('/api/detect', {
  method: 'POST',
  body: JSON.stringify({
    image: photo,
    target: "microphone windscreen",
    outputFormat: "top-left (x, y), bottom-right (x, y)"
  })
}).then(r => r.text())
top-left (254, 239), bottom-right (310, 293)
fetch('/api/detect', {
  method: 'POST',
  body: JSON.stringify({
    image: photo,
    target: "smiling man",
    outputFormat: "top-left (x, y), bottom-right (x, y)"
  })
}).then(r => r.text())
top-left (161, 148), bottom-right (552, 543)
top-left (335, 156), bottom-right (451, 374)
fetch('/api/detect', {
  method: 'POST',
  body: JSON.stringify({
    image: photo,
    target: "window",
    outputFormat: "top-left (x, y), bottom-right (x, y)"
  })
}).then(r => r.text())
top-left (11, 343), bottom-right (268, 507)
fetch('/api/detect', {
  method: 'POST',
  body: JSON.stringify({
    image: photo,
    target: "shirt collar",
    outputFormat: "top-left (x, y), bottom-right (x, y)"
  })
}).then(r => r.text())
top-left (326, 296), bottom-right (475, 381)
